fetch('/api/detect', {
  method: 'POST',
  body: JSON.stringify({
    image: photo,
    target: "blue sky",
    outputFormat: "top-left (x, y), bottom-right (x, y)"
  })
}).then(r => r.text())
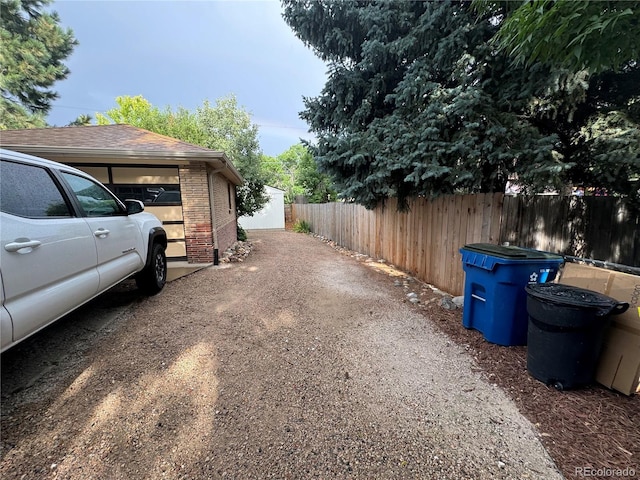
top-left (47, 0), bottom-right (328, 157)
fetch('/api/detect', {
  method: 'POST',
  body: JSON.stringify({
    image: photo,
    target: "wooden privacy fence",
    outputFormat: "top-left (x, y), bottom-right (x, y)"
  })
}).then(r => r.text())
top-left (292, 194), bottom-right (638, 296)
top-left (501, 195), bottom-right (638, 267)
top-left (292, 194), bottom-right (503, 296)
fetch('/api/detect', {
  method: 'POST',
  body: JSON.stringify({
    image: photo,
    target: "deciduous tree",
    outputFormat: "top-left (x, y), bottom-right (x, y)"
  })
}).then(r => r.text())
top-left (97, 95), bottom-right (267, 216)
top-left (260, 152), bottom-right (303, 203)
top-left (260, 144), bottom-right (335, 203)
top-left (293, 144), bottom-right (336, 203)
top-left (478, 0), bottom-right (639, 74)
top-left (195, 96), bottom-right (268, 216)
top-left (478, 0), bottom-right (640, 201)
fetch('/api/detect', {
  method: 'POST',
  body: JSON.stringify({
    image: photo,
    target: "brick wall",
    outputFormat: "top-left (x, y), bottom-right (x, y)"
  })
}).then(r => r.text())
top-left (179, 163), bottom-right (214, 263)
top-left (212, 173), bottom-right (237, 252)
top-left (212, 174), bottom-right (236, 228)
top-left (217, 219), bottom-right (237, 253)
top-left (178, 165), bottom-right (238, 263)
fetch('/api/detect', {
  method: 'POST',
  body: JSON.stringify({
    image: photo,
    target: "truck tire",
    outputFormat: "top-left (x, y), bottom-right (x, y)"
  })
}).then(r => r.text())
top-left (135, 243), bottom-right (167, 295)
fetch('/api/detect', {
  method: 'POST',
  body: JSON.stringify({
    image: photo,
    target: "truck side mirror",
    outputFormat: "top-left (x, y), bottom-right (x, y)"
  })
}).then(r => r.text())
top-left (125, 199), bottom-right (145, 214)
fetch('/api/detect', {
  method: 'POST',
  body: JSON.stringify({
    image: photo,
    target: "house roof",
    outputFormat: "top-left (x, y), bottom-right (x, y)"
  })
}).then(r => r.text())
top-left (0, 124), bottom-right (243, 185)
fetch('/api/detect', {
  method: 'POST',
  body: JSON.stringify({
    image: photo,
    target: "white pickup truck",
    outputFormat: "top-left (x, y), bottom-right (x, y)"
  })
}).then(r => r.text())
top-left (0, 149), bottom-right (168, 352)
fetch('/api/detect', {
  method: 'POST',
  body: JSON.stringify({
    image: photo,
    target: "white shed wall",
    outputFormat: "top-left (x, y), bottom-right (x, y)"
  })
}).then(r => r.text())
top-left (239, 186), bottom-right (285, 230)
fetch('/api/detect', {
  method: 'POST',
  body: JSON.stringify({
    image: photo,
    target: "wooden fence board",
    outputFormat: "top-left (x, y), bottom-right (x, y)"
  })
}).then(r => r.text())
top-left (472, 195), bottom-right (485, 242)
top-left (422, 198), bottom-right (433, 282)
top-left (435, 197), bottom-right (447, 290)
top-left (429, 199), bottom-right (439, 287)
top-left (455, 195), bottom-right (471, 292)
top-left (489, 193), bottom-right (503, 244)
top-left (499, 196), bottom-right (637, 266)
top-left (414, 198), bottom-right (424, 276)
top-left (413, 198), bottom-right (422, 278)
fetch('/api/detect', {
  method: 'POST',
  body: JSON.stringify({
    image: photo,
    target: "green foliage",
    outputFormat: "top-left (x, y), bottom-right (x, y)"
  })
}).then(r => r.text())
top-left (476, 0), bottom-right (640, 74)
top-left (292, 219), bottom-right (311, 233)
top-left (235, 177), bottom-right (269, 218)
top-left (0, 101), bottom-right (46, 129)
top-left (68, 114), bottom-right (92, 126)
top-left (196, 97), bottom-right (260, 168)
top-left (96, 96), bottom-right (161, 129)
top-left (266, 145), bottom-right (305, 203)
top-left (195, 96), bottom-right (268, 217)
top-left (97, 94), bottom-right (268, 217)
top-left (260, 152), bottom-right (304, 203)
top-left (283, 0), bottom-right (640, 209)
top-left (236, 224), bottom-right (247, 242)
top-left (96, 95), bottom-right (207, 145)
top-left (260, 144), bottom-right (336, 203)
top-left (0, 0), bottom-right (77, 129)
top-left (296, 146), bottom-right (336, 203)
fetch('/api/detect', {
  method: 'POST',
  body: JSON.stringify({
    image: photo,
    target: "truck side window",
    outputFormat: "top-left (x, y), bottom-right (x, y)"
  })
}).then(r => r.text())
top-left (0, 160), bottom-right (72, 218)
top-left (61, 172), bottom-right (125, 217)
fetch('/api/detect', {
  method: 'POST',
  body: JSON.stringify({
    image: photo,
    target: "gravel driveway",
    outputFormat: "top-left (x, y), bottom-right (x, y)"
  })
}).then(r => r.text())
top-left (1, 231), bottom-right (562, 479)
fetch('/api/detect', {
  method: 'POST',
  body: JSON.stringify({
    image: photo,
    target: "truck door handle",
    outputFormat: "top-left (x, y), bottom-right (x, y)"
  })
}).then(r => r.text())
top-left (4, 239), bottom-right (42, 253)
top-left (94, 229), bottom-right (110, 238)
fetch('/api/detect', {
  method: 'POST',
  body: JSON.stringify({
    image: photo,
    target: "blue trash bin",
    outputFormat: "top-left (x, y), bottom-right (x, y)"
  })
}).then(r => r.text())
top-left (459, 243), bottom-right (564, 346)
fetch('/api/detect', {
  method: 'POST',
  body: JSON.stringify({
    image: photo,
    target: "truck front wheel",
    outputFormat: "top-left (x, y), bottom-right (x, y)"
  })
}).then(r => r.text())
top-left (136, 243), bottom-right (167, 295)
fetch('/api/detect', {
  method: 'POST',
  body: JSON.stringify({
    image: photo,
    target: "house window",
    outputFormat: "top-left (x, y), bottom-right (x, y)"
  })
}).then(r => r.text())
top-left (110, 185), bottom-right (182, 205)
top-left (227, 183), bottom-right (232, 213)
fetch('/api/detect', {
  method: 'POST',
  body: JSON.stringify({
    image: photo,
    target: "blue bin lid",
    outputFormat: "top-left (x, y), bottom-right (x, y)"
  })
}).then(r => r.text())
top-left (462, 243), bottom-right (563, 260)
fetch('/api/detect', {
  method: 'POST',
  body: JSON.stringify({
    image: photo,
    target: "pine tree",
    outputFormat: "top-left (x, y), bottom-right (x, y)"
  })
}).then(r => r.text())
top-left (283, 0), bottom-right (639, 208)
top-left (0, 0), bottom-right (77, 129)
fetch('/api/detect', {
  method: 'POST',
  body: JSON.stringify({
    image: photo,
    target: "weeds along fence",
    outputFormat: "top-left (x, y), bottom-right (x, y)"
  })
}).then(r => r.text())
top-left (292, 194), bottom-right (638, 296)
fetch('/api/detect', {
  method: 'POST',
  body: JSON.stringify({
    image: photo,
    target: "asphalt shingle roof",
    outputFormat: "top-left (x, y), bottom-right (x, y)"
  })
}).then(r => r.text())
top-left (0, 124), bottom-right (217, 154)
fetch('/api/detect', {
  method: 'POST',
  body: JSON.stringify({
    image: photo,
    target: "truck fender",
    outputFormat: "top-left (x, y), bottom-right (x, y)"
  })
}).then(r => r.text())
top-left (144, 227), bottom-right (167, 266)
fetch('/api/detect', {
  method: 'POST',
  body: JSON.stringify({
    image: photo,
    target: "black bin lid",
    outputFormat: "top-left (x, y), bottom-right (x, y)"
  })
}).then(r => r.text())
top-left (462, 243), bottom-right (562, 260)
top-left (525, 283), bottom-right (629, 316)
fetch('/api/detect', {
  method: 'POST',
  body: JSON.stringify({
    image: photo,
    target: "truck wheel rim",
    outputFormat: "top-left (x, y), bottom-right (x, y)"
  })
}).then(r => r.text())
top-left (155, 253), bottom-right (166, 283)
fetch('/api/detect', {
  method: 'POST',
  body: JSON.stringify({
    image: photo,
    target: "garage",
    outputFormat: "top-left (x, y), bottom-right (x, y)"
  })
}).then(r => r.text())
top-left (0, 124), bottom-right (244, 265)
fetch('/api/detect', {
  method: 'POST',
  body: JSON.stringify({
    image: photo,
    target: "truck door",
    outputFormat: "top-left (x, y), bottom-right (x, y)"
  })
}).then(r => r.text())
top-left (0, 160), bottom-right (99, 351)
top-left (58, 172), bottom-right (145, 291)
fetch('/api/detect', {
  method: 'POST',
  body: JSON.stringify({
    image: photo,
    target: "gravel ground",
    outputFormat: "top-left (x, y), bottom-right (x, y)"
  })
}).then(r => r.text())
top-left (1, 230), bottom-right (563, 479)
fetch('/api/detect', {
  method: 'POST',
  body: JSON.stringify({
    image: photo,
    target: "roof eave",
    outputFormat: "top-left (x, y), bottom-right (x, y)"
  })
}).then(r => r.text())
top-left (1, 145), bottom-right (244, 185)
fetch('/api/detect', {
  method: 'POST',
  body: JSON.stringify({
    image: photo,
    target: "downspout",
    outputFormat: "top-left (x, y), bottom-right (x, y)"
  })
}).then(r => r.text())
top-left (208, 160), bottom-right (228, 265)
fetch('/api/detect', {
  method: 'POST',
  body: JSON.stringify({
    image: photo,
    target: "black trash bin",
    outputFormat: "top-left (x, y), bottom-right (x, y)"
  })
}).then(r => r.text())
top-left (525, 283), bottom-right (629, 390)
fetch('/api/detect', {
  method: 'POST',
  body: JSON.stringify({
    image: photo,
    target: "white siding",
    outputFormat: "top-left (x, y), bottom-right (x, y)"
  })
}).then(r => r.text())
top-left (239, 186), bottom-right (285, 230)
